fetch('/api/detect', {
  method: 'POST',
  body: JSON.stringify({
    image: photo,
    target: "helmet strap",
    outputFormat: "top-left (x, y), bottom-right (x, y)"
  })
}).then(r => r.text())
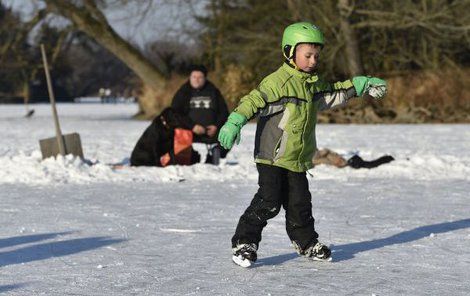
top-left (284, 59), bottom-right (300, 70)
top-left (291, 47), bottom-right (300, 70)
top-left (283, 44), bottom-right (300, 70)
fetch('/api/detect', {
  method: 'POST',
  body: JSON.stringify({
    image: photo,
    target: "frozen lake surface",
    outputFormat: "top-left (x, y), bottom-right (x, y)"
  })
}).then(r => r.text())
top-left (0, 103), bottom-right (469, 295)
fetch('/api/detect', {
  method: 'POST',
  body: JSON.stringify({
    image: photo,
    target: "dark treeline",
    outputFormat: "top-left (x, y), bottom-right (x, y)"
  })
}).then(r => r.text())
top-left (197, 1), bottom-right (469, 96)
top-left (196, 0), bottom-right (469, 122)
top-left (1, 0), bottom-right (469, 122)
top-left (0, 3), bottom-right (144, 103)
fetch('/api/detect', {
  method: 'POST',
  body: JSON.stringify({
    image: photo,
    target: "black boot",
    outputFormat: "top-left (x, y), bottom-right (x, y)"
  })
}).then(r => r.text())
top-left (205, 145), bottom-right (221, 165)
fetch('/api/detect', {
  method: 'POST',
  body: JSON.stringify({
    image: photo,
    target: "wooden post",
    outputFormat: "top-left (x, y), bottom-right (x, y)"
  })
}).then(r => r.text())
top-left (40, 44), bottom-right (66, 156)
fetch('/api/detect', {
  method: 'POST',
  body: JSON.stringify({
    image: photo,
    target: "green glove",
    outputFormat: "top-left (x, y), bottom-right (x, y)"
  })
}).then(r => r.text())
top-left (352, 76), bottom-right (387, 99)
top-left (218, 112), bottom-right (247, 150)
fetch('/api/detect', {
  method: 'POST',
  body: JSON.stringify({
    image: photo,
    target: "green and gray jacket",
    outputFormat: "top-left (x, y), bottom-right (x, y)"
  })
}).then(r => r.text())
top-left (234, 63), bottom-right (356, 172)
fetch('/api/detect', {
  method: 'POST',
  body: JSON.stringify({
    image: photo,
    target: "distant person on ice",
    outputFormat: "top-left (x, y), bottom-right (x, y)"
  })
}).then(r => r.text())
top-left (218, 22), bottom-right (388, 267)
top-left (171, 65), bottom-right (229, 164)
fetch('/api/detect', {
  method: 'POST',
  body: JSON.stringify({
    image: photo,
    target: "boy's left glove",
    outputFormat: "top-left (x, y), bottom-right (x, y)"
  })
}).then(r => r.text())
top-left (352, 76), bottom-right (387, 99)
top-left (218, 112), bottom-right (247, 150)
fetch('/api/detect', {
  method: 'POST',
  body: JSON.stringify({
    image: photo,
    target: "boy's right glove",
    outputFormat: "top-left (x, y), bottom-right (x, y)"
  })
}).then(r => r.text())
top-left (352, 76), bottom-right (387, 99)
top-left (218, 112), bottom-right (247, 150)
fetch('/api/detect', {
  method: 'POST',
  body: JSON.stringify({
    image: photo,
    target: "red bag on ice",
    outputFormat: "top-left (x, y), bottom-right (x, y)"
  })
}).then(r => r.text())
top-left (160, 128), bottom-right (193, 167)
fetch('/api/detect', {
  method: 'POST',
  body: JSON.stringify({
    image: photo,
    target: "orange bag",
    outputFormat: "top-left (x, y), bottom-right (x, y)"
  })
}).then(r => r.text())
top-left (160, 128), bottom-right (193, 167)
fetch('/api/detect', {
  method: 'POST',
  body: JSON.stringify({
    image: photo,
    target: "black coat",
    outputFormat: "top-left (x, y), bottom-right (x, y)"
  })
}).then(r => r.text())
top-left (130, 108), bottom-right (195, 167)
top-left (171, 80), bottom-right (229, 144)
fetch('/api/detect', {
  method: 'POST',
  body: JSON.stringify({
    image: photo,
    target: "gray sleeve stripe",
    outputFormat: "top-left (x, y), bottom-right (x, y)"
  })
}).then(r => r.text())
top-left (313, 85), bottom-right (356, 100)
top-left (317, 86), bottom-right (357, 111)
top-left (258, 96), bottom-right (308, 117)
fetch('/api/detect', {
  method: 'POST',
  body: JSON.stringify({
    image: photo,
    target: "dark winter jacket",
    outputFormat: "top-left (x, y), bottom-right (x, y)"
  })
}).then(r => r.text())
top-left (130, 108), bottom-right (196, 167)
top-left (171, 80), bottom-right (229, 143)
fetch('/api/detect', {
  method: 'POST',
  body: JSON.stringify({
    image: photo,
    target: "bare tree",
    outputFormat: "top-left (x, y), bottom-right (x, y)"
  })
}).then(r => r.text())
top-left (337, 0), bottom-right (363, 75)
top-left (0, 4), bottom-right (48, 105)
top-left (43, 0), bottom-right (168, 92)
top-left (352, 0), bottom-right (470, 72)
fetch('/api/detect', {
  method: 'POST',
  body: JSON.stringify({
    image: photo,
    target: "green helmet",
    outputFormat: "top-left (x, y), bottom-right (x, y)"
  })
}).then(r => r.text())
top-left (281, 22), bottom-right (324, 60)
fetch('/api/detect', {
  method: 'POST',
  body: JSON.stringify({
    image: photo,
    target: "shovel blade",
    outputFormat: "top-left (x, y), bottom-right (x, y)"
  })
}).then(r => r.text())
top-left (39, 133), bottom-right (84, 159)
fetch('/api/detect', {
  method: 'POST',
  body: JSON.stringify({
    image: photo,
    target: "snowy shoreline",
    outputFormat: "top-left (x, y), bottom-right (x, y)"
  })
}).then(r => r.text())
top-left (1, 103), bottom-right (469, 185)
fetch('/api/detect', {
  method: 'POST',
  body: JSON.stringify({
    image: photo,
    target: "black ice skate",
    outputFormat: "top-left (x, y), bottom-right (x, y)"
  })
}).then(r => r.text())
top-left (293, 241), bottom-right (332, 262)
top-left (232, 243), bottom-right (257, 268)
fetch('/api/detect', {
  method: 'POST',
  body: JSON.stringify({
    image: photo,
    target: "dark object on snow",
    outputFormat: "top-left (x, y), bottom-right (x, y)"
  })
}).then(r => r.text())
top-left (347, 154), bottom-right (395, 169)
top-left (130, 107), bottom-right (199, 167)
top-left (204, 144), bottom-right (230, 165)
top-left (39, 44), bottom-right (84, 160)
top-left (206, 144), bottom-right (221, 165)
top-left (25, 109), bottom-right (35, 118)
top-left (312, 148), bottom-right (394, 169)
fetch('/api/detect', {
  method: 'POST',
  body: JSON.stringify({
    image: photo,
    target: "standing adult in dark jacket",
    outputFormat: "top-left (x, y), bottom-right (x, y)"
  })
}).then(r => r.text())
top-left (171, 65), bottom-right (230, 162)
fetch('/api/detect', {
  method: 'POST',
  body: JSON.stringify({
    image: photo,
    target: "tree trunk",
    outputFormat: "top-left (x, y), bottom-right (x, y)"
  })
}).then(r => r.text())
top-left (210, 0), bottom-right (224, 74)
top-left (22, 78), bottom-right (30, 105)
top-left (337, 0), bottom-right (364, 76)
top-left (44, 0), bottom-right (167, 93)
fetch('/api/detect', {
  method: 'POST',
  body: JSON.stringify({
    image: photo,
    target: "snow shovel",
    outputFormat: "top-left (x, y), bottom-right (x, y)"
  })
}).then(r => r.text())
top-left (39, 44), bottom-right (84, 160)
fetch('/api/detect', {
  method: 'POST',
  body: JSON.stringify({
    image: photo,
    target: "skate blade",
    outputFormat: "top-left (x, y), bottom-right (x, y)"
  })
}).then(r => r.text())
top-left (310, 256), bottom-right (333, 262)
top-left (232, 255), bottom-right (253, 268)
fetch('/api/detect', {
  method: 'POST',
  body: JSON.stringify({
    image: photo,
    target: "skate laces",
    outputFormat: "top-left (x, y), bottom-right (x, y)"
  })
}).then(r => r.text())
top-left (309, 242), bottom-right (330, 259)
top-left (294, 241), bottom-right (330, 258)
top-left (312, 242), bottom-right (326, 254)
top-left (233, 243), bottom-right (257, 255)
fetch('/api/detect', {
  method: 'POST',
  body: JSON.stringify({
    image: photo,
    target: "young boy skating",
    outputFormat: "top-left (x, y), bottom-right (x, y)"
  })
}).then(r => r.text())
top-left (218, 22), bottom-right (387, 267)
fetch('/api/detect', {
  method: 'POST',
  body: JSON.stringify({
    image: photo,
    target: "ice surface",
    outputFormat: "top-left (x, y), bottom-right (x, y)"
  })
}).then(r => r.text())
top-left (0, 103), bottom-right (469, 295)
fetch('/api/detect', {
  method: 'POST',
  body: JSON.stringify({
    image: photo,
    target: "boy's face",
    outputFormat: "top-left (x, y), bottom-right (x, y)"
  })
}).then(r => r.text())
top-left (294, 43), bottom-right (321, 73)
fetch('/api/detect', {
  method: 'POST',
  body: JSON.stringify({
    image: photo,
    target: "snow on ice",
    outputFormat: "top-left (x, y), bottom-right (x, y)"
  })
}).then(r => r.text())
top-left (0, 103), bottom-right (469, 295)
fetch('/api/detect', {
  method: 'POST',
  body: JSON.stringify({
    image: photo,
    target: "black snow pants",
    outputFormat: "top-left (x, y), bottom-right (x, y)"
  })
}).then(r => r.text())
top-left (232, 163), bottom-right (318, 251)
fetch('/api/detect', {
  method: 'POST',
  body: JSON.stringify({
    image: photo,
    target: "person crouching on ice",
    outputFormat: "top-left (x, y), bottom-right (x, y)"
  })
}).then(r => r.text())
top-left (218, 22), bottom-right (387, 267)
